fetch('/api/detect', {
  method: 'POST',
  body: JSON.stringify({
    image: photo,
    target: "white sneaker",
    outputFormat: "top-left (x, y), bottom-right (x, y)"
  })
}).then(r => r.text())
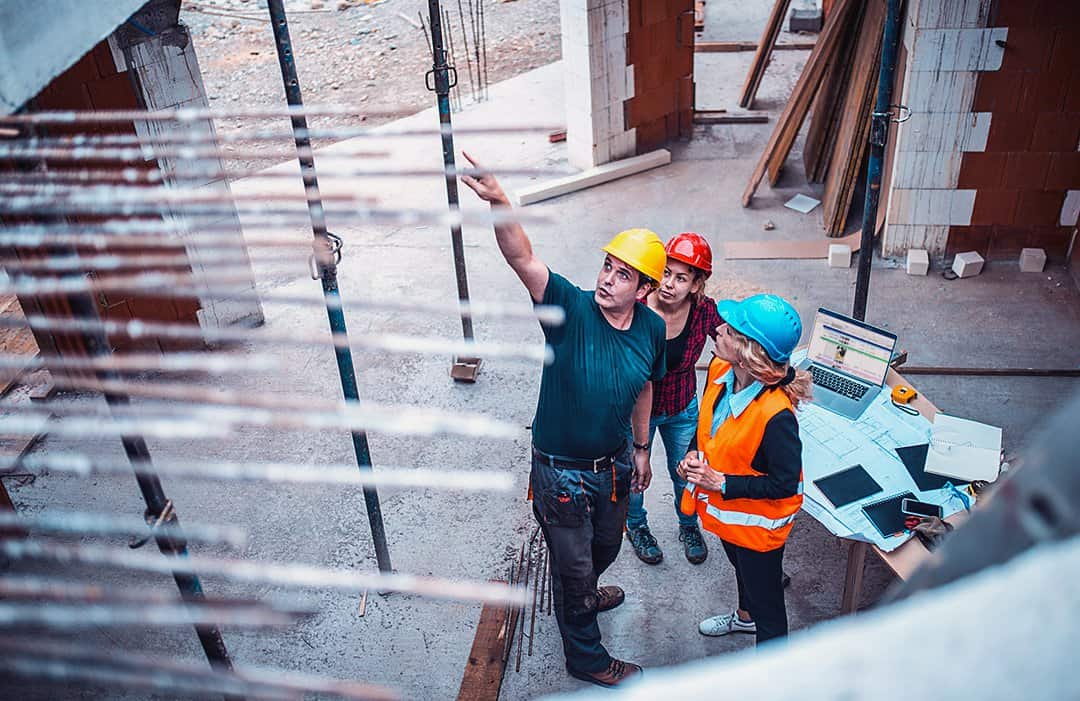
top-left (698, 610), bottom-right (756, 636)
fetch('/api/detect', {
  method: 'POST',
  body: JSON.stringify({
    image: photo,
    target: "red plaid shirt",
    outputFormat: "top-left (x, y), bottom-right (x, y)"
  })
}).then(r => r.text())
top-left (652, 296), bottom-right (721, 417)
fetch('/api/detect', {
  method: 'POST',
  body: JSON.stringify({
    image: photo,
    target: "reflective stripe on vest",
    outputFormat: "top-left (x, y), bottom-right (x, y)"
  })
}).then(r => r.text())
top-left (696, 357), bottom-right (803, 551)
top-left (705, 503), bottom-right (798, 531)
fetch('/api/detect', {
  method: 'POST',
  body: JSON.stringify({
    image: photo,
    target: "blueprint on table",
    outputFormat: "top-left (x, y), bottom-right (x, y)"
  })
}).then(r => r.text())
top-left (796, 386), bottom-right (973, 552)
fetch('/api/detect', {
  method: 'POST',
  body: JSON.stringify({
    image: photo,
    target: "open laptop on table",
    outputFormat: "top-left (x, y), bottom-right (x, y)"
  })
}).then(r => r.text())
top-left (798, 308), bottom-right (897, 420)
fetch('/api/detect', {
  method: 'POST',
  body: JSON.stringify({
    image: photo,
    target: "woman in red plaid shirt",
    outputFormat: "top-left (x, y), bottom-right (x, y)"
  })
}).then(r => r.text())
top-left (626, 232), bottom-right (720, 565)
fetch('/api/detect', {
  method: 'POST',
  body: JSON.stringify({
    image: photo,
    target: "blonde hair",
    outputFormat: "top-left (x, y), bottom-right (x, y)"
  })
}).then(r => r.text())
top-left (730, 331), bottom-right (813, 408)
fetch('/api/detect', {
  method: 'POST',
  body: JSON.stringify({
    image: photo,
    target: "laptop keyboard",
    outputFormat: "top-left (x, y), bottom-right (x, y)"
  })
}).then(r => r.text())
top-left (810, 366), bottom-right (871, 401)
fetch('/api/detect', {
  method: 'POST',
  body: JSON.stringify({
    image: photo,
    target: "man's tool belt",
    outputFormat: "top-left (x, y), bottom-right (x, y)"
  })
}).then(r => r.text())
top-left (532, 444), bottom-right (624, 473)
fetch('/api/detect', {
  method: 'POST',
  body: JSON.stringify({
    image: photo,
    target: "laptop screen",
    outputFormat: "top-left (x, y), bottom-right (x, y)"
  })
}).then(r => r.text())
top-left (807, 308), bottom-right (897, 386)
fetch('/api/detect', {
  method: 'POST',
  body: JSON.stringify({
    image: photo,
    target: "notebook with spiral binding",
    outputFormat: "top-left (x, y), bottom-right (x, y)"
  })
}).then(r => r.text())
top-left (861, 491), bottom-right (916, 538)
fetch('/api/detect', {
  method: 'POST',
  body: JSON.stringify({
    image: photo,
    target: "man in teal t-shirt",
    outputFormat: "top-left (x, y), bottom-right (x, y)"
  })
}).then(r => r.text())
top-left (462, 154), bottom-right (665, 688)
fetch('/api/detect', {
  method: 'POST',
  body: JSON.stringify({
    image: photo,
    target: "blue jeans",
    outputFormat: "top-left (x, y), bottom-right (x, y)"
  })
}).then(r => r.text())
top-left (626, 396), bottom-right (699, 530)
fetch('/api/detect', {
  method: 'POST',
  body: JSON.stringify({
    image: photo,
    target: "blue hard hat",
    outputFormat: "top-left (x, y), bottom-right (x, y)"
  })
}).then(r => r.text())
top-left (716, 294), bottom-right (802, 363)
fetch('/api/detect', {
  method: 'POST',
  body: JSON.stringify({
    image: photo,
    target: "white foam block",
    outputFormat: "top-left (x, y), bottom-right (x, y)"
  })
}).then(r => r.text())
top-left (952, 250), bottom-right (984, 278)
top-left (513, 149), bottom-right (671, 206)
top-left (1019, 247), bottom-right (1046, 273)
top-left (828, 244), bottom-right (852, 268)
top-left (906, 248), bottom-right (930, 276)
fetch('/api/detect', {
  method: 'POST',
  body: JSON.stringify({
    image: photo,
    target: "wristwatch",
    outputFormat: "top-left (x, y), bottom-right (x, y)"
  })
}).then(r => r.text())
top-left (633, 441), bottom-right (650, 451)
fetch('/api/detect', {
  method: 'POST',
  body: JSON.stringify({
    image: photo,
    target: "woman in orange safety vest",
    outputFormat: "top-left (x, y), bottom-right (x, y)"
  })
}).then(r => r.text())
top-left (677, 294), bottom-right (811, 645)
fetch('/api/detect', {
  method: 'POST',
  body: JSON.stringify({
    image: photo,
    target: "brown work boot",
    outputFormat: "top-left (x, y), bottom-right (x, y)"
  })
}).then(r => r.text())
top-left (566, 658), bottom-right (643, 687)
top-left (596, 585), bottom-right (625, 612)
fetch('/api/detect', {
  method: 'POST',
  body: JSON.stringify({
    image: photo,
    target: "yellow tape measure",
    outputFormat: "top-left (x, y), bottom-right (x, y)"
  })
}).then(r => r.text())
top-left (891, 385), bottom-right (918, 404)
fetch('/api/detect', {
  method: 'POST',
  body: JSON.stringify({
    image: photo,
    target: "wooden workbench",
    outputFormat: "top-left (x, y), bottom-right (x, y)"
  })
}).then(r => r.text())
top-left (838, 367), bottom-right (964, 612)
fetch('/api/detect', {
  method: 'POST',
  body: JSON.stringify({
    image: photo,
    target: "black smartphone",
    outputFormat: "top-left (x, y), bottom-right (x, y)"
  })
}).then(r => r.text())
top-left (901, 498), bottom-right (943, 519)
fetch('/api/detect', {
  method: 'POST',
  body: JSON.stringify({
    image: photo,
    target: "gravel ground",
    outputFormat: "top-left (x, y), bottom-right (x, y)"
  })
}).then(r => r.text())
top-left (182, 0), bottom-right (561, 175)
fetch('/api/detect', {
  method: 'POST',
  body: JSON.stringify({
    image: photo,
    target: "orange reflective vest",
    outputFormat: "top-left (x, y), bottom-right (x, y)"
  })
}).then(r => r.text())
top-left (682, 358), bottom-right (803, 552)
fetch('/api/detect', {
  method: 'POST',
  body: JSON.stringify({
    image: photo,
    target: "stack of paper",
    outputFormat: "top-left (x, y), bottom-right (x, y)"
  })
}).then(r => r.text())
top-left (797, 386), bottom-right (974, 551)
top-left (926, 414), bottom-right (1002, 483)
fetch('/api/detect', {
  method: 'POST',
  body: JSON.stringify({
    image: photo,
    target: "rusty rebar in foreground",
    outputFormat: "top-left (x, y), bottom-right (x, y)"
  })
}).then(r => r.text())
top-left (528, 539), bottom-right (543, 656)
top-left (1, 539), bottom-right (528, 606)
top-left (0, 454), bottom-right (515, 493)
top-left (0, 637), bottom-right (395, 701)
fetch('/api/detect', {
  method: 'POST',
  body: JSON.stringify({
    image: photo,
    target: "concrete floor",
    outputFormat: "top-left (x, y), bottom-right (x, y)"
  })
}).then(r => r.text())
top-left (4, 11), bottom-right (1080, 701)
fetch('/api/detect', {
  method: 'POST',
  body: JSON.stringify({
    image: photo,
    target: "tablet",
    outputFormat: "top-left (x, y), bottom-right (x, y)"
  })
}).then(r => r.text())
top-left (813, 464), bottom-right (883, 509)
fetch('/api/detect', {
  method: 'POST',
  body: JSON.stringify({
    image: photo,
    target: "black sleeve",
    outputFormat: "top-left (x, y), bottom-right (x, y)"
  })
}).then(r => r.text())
top-left (724, 409), bottom-right (802, 501)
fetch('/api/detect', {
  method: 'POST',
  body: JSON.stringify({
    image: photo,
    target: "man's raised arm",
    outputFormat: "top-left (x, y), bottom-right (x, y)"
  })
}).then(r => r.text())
top-left (460, 152), bottom-right (549, 303)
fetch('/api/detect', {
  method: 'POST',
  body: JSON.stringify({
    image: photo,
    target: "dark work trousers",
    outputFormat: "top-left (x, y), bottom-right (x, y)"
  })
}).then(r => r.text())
top-left (720, 539), bottom-right (788, 644)
top-left (530, 447), bottom-right (632, 674)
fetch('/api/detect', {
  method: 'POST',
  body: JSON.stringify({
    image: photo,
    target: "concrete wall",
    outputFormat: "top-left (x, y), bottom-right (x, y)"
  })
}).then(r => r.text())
top-left (882, 0), bottom-right (1080, 262)
top-left (560, 0), bottom-right (694, 168)
top-left (108, 1), bottom-right (264, 330)
top-left (560, 0), bottom-right (637, 168)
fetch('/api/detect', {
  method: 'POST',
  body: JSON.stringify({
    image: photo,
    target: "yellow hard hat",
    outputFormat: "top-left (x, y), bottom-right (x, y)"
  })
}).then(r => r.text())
top-left (601, 228), bottom-right (667, 284)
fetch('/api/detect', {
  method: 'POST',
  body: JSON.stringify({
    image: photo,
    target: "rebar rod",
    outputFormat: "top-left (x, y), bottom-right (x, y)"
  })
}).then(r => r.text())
top-left (516, 529), bottom-right (536, 673)
top-left (443, 7), bottom-right (461, 112)
top-left (0, 106), bottom-right (561, 127)
top-left (0, 510), bottom-right (246, 547)
top-left (0, 637), bottom-right (396, 701)
top-left (39, 375), bottom-right (522, 438)
top-left (0, 454), bottom-right (516, 492)
top-left (0, 277), bottom-right (565, 325)
top-left (0, 602), bottom-right (306, 630)
top-left (468, 0), bottom-right (481, 100)
top-left (0, 144), bottom-right (388, 163)
top-left (0, 540), bottom-right (528, 606)
top-left (502, 541), bottom-right (525, 663)
top-left (0, 105), bottom-right (418, 124)
top-left (480, 0), bottom-right (489, 98)
top-left (0, 251), bottom-right (288, 274)
top-left (527, 540), bottom-right (541, 656)
top-left (0, 396), bottom-right (519, 441)
top-left (0, 576), bottom-right (309, 610)
top-left (0, 203), bottom-right (552, 235)
top-left (0, 163), bottom-right (571, 185)
top-left (0, 313), bottom-right (553, 364)
top-left (453, 0), bottom-right (477, 101)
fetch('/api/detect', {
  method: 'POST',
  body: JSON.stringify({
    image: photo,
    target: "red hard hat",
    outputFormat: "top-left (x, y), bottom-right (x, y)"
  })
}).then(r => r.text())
top-left (665, 232), bottom-right (713, 277)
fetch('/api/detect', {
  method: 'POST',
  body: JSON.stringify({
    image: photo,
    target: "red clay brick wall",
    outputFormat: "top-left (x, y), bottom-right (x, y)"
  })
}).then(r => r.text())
top-left (947, 0), bottom-right (1080, 261)
top-left (22, 42), bottom-right (202, 353)
top-left (625, 0), bottom-right (695, 153)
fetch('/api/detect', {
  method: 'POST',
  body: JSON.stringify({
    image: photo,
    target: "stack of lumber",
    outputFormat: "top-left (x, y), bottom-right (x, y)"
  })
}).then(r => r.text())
top-left (808, 0), bottom-right (886, 235)
top-left (738, 0), bottom-right (792, 108)
top-left (742, 0), bottom-right (889, 238)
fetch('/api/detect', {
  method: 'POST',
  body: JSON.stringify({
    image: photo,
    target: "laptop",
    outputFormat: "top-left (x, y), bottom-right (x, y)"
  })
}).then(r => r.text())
top-left (798, 308), bottom-right (897, 420)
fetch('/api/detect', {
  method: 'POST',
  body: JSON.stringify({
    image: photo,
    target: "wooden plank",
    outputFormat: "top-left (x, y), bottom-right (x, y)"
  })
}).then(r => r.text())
top-left (723, 230), bottom-right (861, 260)
top-left (802, 13), bottom-right (860, 183)
top-left (741, 0), bottom-right (859, 207)
top-left (738, 0), bottom-right (793, 109)
top-left (514, 149), bottom-right (671, 206)
top-left (695, 41), bottom-right (816, 53)
top-left (693, 111), bottom-right (769, 124)
top-left (456, 592), bottom-right (513, 701)
top-left (0, 295), bottom-right (39, 394)
top-left (822, 0), bottom-right (885, 236)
